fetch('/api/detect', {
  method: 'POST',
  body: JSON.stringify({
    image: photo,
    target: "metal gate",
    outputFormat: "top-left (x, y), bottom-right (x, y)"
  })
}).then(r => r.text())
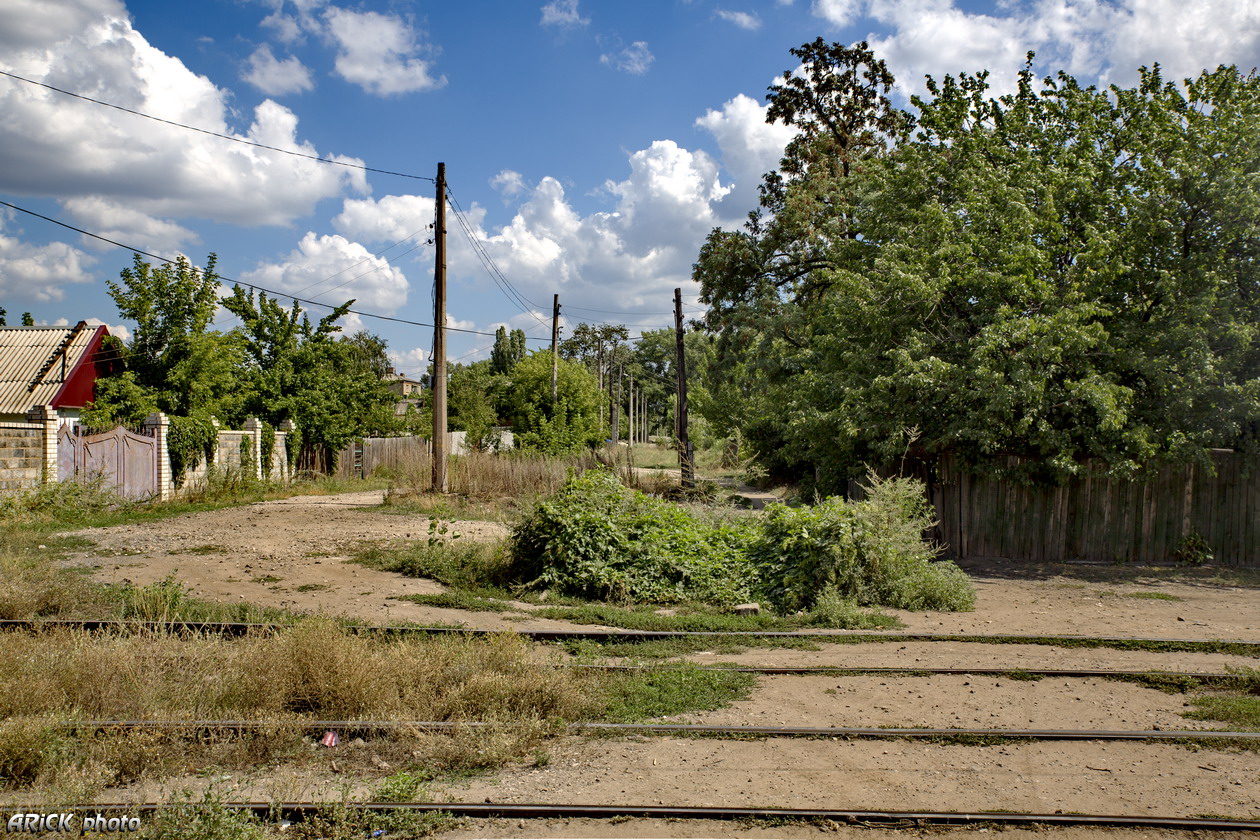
top-left (58, 424), bottom-right (159, 500)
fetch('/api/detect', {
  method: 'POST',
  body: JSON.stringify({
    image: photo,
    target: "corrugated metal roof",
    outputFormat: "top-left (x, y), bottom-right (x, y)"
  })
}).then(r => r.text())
top-left (0, 324), bottom-right (105, 415)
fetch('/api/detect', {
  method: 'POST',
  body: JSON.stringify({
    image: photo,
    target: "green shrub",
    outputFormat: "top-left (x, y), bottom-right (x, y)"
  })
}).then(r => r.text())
top-left (749, 474), bottom-right (974, 612)
top-left (510, 469), bottom-right (973, 613)
top-left (510, 469), bottom-right (757, 605)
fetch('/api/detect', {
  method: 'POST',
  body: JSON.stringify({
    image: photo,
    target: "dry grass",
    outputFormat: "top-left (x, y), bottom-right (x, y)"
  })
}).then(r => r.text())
top-left (0, 554), bottom-right (111, 620)
top-left (384, 448), bottom-right (608, 501)
top-left (0, 622), bottom-right (597, 796)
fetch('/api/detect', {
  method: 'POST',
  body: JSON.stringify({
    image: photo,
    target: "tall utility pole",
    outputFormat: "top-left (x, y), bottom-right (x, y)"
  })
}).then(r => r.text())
top-left (432, 162), bottom-right (448, 493)
top-left (674, 287), bottom-right (694, 488)
top-left (551, 294), bottom-right (560, 403)
top-left (612, 363), bottom-right (622, 445)
top-left (628, 376), bottom-right (635, 447)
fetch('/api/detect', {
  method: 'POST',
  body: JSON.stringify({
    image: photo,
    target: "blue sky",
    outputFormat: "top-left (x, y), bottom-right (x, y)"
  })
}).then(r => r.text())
top-left (1, 0), bottom-right (1257, 376)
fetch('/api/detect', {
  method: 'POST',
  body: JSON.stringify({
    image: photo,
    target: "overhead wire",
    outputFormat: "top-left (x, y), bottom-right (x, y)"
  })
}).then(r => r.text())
top-left (0, 69), bottom-right (710, 361)
top-left (0, 199), bottom-right (548, 342)
top-left (0, 69), bottom-right (435, 184)
top-left (442, 186), bottom-right (553, 332)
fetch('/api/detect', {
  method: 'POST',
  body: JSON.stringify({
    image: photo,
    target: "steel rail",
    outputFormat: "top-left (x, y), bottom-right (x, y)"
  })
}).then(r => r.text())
top-left (2, 619), bottom-right (1257, 651)
top-left (574, 664), bottom-right (1237, 679)
top-left (15, 801), bottom-right (1260, 831)
top-left (44, 719), bottom-right (1260, 742)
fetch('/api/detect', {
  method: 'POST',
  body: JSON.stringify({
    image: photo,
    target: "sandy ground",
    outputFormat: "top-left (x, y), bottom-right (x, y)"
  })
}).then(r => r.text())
top-left (55, 490), bottom-right (1260, 828)
top-left (64, 490), bottom-right (1260, 641)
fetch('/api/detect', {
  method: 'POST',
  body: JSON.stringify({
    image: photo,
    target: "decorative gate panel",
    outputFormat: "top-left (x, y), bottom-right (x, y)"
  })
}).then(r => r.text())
top-left (60, 425), bottom-right (159, 500)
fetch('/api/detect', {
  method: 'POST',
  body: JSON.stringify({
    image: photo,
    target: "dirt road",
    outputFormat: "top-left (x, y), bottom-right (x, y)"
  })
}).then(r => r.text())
top-left (61, 490), bottom-right (1260, 826)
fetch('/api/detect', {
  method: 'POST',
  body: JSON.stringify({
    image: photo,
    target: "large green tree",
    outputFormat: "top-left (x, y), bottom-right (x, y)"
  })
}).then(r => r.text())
top-left (85, 253), bottom-right (244, 427)
top-left (503, 351), bottom-right (603, 454)
top-left (696, 44), bottom-right (1260, 491)
top-left (220, 287), bottom-right (397, 468)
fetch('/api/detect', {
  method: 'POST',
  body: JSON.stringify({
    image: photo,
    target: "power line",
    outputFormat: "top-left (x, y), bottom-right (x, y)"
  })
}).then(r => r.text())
top-left (0, 199), bottom-right (551, 342)
top-left (443, 186), bottom-right (554, 333)
top-left (0, 69), bottom-right (435, 184)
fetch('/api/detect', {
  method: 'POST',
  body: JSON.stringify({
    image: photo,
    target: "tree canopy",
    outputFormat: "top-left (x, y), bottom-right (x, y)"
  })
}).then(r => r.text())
top-left (696, 45), bottom-right (1260, 491)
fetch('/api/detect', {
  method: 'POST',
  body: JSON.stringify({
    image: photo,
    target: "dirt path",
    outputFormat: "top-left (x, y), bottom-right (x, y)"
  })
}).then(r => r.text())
top-left (59, 490), bottom-right (1260, 827)
top-left (65, 491), bottom-right (574, 631)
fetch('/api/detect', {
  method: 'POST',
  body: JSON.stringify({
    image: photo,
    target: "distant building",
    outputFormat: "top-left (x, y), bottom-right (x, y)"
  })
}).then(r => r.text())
top-left (0, 322), bottom-right (120, 424)
top-left (384, 367), bottom-right (425, 416)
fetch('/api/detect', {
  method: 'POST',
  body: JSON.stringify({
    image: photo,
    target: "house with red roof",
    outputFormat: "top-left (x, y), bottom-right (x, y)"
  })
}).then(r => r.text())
top-left (0, 322), bottom-right (121, 424)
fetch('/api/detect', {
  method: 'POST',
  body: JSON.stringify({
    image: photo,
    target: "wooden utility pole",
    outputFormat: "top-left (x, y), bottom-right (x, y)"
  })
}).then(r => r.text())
top-left (628, 376), bottom-right (635, 447)
top-left (674, 287), bottom-right (694, 488)
top-left (550, 294), bottom-right (560, 403)
top-left (612, 363), bottom-right (622, 445)
top-left (432, 162), bottom-right (448, 493)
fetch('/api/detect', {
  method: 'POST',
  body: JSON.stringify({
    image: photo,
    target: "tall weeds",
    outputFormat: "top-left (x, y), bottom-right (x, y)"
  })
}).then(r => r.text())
top-left (385, 448), bottom-right (605, 499)
top-left (0, 623), bottom-right (597, 794)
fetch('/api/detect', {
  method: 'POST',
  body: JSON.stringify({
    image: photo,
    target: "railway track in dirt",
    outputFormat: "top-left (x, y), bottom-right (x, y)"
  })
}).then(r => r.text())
top-left (5, 618), bottom-right (1260, 654)
top-left (17, 801), bottom-right (1260, 832)
top-left (11, 619), bottom-right (1260, 832)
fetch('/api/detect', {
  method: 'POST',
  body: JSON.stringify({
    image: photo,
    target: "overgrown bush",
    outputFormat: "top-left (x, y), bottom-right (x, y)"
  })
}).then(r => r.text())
top-left (749, 474), bottom-right (974, 612)
top-left (511, 470), bottom-right (975, 613)
top-left (510, 469), bottom-right (757, 605)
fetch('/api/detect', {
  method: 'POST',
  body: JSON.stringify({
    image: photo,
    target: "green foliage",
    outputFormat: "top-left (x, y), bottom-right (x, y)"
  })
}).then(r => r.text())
top-left (166, 415), bottom-right (216, 484)
top-left (597, 665), bottom-right (756, 722)
top-left (750, 474), bottom-right (974, 612)
top-left (222, 287), bottom-right (398, 467)
top-left (0, 474), bottom-right (127, 522)
top-left (447, 360), bottom-right (506, 451)
top-left (373, 768), bottom-right (433, 802)
top-left (697, 44), bottom-right (1260, 490)
top-left (510, 470), bottom-right (758, 605)
top-left (490, 326), bottom-right (527, 375)
top-left (260, 420), bottom-right (276, 476)
top-left (138, 791), bottom-right (268, 840)
top-left (505, 351), bottom-right (604, 454)
top-left (511, 470), bottom-right (971, 613)
top-left (95, 253), bottom-right (244, 422)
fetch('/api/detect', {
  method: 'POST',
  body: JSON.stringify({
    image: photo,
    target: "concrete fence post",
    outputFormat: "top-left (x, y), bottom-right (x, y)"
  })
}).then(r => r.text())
top-left (243, 417), bottom-right (263, 480)
top-left (25, 405), bottom-right (57, 484)
top-left (142, 412), bottom-right (172, 500)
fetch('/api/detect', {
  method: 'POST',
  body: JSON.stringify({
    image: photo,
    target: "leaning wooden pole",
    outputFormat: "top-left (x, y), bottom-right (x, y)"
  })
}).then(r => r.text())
top-left (674, 287), bottom-right (694, 488)
top-left (432, 162), bottom-right (448, 494)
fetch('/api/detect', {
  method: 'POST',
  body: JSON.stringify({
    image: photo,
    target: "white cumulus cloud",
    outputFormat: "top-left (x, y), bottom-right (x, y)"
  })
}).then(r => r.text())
top-left (808, 0), bottom-right (1260, 100)
top-left (322, 6), bottom-right (446, 96)
top-left (240, 232), bottom-right (410, 314)
top-left (63, 197), bottom-right (198, 254)
top-left (242, 43), bottom-right (314, 95)
top-left (0, 0), bottom-right (367, 228)
top-left (0, 213), bottom-right (96, 303)
top-left (491, 170), bottom-right (527, 199)
top-left (695, 94), bottom-right (796, 213)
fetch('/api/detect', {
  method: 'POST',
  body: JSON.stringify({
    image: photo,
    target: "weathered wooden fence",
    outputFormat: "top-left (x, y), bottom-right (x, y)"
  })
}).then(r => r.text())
top-left (855, 450), bottom-right (1260, 566)
top-left (336, 430), bottom-right (515, 479)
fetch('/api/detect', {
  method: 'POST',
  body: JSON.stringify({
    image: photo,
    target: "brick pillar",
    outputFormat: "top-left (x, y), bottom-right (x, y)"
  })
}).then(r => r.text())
top-left (243, 417), bottom-right (264, 480)
top-left (278, 420), bottom-right (296, 483)
top-left (142, 412), bottom-right (172, 499)
top-left (25, 404), bottom-right (57, 484)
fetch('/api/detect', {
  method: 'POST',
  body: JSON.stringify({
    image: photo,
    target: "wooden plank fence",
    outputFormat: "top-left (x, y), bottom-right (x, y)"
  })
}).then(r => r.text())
top-left (853, 450), bottom-right (1260, 567)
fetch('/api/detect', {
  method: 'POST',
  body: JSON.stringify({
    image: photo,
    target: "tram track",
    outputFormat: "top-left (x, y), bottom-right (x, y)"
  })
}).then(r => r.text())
top-left (3, 618), bottom-right (1258, 655)
top-left (9, 801), bottom-right (1259, 832)
top-left (39, 718), bottom-right (1260, 743)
